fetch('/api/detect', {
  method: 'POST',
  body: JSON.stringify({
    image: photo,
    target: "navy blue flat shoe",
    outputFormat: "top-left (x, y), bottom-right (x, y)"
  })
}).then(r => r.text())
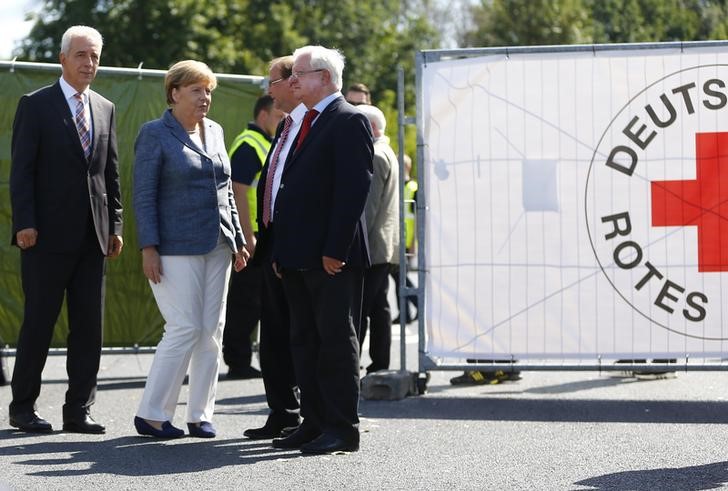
top-left (134, 416), bottom-right (184, 438)
top-left (187, 421), bottom-right (216, 438)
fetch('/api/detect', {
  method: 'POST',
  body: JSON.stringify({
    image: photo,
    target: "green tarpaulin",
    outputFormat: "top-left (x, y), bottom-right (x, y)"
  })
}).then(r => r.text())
top-left (0, 62), bottom-right (263, 347)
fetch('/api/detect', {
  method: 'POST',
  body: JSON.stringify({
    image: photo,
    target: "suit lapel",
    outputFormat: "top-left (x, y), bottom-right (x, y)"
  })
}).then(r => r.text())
top-left (283, 97), bottom-right (341, 175)
top-left (199, 119), bottom-right (216, 158)
top-left (50, 82), bottom-right (87, 164)
top-left (163, 110), bottom-right (213, 159)
top-left (88, 91), bottom-right (106, 164)
top-left (256, 118), bottom-right (287, 213)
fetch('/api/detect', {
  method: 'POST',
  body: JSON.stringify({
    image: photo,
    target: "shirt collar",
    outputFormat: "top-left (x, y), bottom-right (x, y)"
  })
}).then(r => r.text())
top-left (289, 102), bottom-right (308, 123)
top-left (59, 76), bottom-right (89, 102)
top-left (312, 92), bottom-right (342, 114)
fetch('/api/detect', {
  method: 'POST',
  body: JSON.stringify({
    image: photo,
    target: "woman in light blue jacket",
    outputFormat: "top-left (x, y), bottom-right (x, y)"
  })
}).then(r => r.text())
top-left (132, 60), bottom-right (248, 439)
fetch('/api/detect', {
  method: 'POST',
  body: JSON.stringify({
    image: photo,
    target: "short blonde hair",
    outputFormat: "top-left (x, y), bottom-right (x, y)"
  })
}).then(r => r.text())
top-left (165, 60), bottom-right (217, 105)
top-left (269, 55), bottom-right (294, 80)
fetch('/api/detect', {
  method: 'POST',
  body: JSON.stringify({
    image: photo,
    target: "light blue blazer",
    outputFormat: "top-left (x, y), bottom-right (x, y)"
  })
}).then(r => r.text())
top-left (133, 109), bottom-right (245, 255)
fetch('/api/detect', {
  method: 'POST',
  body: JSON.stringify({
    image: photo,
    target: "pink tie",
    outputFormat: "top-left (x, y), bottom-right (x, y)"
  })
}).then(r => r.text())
top-left (295, 109), bottom-right (319, 152)
top-left (262, 115), bottom-right (294, 226)
top-left (73, 93), bottom-right (91, 159)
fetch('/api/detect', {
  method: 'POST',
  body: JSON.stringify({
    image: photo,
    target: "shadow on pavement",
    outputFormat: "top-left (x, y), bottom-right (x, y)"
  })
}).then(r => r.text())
top-left (97, 379), bottom-right (147, 391)
top-left (427, 374), bottom-right (651, 396)
top-left (360, 397), bottom-right (728, 424)
top-left (215, 394), bottom-right (267, 406)
top-left (574, 461), bottom-right (728, 490)
top-left (0, 436), bottom-right (304, 476)
top-left (42, 374), bottom-right (260, 390)
top-left (213, 394), bottom-right (269, 416)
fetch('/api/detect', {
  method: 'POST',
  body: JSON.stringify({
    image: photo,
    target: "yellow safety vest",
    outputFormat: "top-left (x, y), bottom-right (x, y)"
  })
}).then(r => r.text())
top-left (404, 180), bottom-right (418, 249)
top-left (228, 128), bottom-right (271, 232)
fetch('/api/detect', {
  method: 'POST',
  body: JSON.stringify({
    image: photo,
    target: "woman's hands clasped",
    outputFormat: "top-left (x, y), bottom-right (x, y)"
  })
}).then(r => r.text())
top-left (233, 248), bottom-right (250, 272)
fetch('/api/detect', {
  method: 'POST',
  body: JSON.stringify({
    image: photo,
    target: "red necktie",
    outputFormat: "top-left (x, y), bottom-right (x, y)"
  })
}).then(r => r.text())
top-left (74, 93), bottom-right (91, 158)
top-left (262, 115), bottom-right (294, 227)
top-left (295, 109), bottom-right (319, 151)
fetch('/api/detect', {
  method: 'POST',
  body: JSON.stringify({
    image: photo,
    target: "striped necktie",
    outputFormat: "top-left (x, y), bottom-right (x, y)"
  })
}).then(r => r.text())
top-left (262, 115), bottom-right (294, 227)
top-left (73, 93), bottom-right (91, 159)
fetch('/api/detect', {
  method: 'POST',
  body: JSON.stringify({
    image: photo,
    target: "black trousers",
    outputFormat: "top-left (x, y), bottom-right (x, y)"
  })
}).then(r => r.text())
top-left (259, 259), bottom-right (299, 419)
top-left (10, 225), bottom-right (104, 418)
top-left (281, 267), bottom-right (363, 440)
top-left (0, 350), bottom-right (6, 386)
top-left (360, 263), bottom-right (392, 373)
top-left (222, 262), bottom-right (261, 370)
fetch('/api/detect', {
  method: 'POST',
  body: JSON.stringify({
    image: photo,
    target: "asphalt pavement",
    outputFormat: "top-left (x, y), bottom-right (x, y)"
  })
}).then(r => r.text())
top-left (2, 327), bottom-right (728, 490)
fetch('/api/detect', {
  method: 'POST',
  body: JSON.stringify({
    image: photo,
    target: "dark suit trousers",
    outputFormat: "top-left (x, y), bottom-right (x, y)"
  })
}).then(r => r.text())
top-left (360, 263), bottom-right (393, 373)
top-left (281, 267), bottom-right (363, 440)
top-left (258, 258), bottom-right (300, 418)
top-left (10, 223), bottom-right (104, 418)
top-left (222, 263), bottom-right (261, 370)
top-left (0, 350), bottom-right (6, 386)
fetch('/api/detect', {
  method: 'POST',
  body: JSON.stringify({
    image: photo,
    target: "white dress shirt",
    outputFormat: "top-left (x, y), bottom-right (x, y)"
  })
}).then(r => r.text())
top-left (59, 76), bottom-right (93, 143)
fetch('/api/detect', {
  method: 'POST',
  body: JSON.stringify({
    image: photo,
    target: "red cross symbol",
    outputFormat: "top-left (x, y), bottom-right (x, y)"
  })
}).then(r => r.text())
top-left (651, 132), bottom-right (728, 272)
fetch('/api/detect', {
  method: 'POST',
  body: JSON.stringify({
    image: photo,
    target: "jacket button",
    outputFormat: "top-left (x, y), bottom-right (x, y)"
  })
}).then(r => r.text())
top-left (279, 184), bottom-right (285, 189)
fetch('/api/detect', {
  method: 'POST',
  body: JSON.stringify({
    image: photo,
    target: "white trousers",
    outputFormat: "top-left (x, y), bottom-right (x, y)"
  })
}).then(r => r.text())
top-left (136, 241), bottom-right (232, 423)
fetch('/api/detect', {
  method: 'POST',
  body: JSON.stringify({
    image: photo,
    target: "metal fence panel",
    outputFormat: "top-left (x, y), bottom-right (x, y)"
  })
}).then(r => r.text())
top-left (415, 42), bottom-right (728, 372)
top-left (0, 60), bottom-right (263, 347)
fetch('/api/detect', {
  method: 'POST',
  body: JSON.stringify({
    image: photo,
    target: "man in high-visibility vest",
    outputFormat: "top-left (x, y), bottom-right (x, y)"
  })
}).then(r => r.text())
top-left (223, 94), bottom-right (284, 379)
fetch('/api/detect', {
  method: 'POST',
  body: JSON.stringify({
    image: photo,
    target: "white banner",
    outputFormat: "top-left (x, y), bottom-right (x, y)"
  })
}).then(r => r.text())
top-left (423, 46), bottom-right (728, 359)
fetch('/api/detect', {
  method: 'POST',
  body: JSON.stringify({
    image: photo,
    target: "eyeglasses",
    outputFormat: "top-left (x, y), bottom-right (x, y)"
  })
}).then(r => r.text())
top-left (291, 68), bottom-right (324, 79)
top-left (269, 76), bottom-right (288, 86)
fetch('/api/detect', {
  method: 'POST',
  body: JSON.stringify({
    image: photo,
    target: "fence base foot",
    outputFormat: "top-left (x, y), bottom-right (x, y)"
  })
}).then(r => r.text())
top-left (361, 370), bottom-right (417, 400)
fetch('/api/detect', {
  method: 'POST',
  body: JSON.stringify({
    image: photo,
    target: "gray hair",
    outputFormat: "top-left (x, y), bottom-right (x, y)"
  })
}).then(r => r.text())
top-left (61, 25), bottom-right (103, 55)
top-left (356, 104), bottom-right (387, 133)
top-left (293, 45), bottom-right (345, 90)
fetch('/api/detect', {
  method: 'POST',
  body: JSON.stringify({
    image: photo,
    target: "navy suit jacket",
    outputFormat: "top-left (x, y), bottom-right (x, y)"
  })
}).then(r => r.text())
top-left (264, 96), bottom-right (373, 270)
top-left (133, 109), bottom-right (245, 255)
top-left (9, 81), bottom-right (123, 254)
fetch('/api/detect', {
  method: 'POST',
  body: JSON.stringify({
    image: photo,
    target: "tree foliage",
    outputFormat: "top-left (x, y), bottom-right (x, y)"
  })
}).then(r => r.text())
top-left (461, 0), bottom-right (728, 47)
top-left (462, 0), bottom-right (593, 47)
top-left (590, 0), bottom-right (702, 43)
top-left (15, 0), bottom-right (440, 161)
top-left (15, 0), bottom-right (439, 108)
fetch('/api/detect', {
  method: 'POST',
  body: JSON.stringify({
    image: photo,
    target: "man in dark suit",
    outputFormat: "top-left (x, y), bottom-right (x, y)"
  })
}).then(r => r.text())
top-left (242, 56), bottom-right (305, 439)
top-left (269, 45), bottom-right (373, 454)
top-left (8, 25), bottom-right (123, 434)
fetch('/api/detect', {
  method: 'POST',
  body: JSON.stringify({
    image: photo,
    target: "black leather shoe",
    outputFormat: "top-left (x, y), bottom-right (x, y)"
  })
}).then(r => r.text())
top-left (300, 432), bottom-right (359, 454)
top-left (279, 425), bottom-right (300, 438)
top-left (271, 425), bottom-right (320, 449)
top-left (63, 414), bottom-right (106, 434)
top-left (9, 411), bottom-right (53, 433)
top-left (244, 415), bottom-right (300, 440)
